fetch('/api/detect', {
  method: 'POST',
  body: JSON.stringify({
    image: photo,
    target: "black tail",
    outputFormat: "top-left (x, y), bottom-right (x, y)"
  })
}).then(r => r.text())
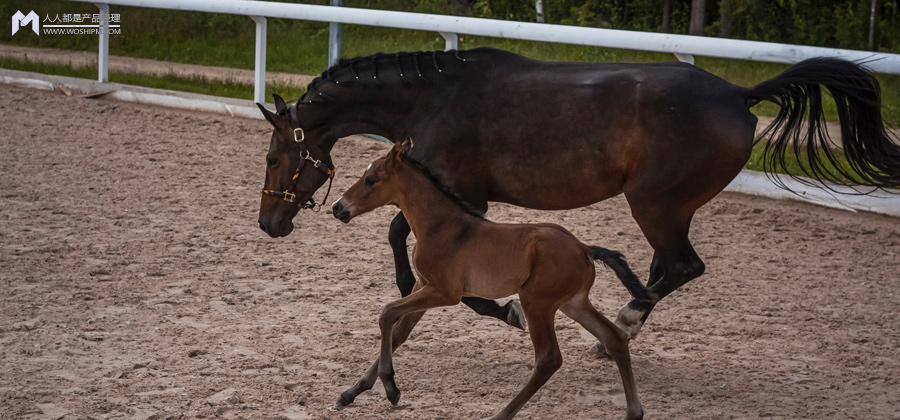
top-left (590, 246), bottom-right (656, 303)
top-left (747, 57), bottom-right (900, 192)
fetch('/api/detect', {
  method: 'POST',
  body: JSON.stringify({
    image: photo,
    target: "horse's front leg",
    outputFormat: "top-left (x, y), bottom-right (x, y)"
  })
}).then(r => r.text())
top-left (389, 212), bottom-right (526, 329)
top-left (389, 212), bottom-right (417, 296)
top-left (378, 284), bottom-right (459, 405)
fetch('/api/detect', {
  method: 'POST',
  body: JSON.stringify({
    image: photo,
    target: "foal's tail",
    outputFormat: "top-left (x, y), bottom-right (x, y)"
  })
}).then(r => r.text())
top-left (745, 57), bottom-right (900, 192)
top-left (590, 246), bottom-right (656, 303)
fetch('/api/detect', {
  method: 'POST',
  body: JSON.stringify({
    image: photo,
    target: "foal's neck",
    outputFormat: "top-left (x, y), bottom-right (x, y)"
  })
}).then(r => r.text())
top-left (392, 162), bottom-right (479, 239)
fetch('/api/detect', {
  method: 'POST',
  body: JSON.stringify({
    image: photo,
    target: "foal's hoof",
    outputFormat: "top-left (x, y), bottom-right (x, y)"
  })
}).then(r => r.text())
top-left (624, 408), bottom-right (644, 420)
top-left (592, 341), bottom-right (613, 360)
top-left (385, 386), bottom-right (402, 406)
top-left (336, 391), bottom-right (356, 407)
top-left (505, 300), bottom-right (527, 331)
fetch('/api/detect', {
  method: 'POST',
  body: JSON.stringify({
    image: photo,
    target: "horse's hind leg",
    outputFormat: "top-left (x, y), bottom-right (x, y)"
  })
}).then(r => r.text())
top-left (390, 212), bottom-right (526, 329)
top-left (594, 249), bottom-right (662, 357)
top-left (563, 294), bottom-right (643, 420)
top-left (484, 295), bottom-right (562, 420)
top-left (613, 206), bottom-right (704, 341)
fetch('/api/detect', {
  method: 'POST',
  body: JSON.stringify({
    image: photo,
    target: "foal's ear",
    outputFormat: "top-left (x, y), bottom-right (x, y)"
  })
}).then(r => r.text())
top-left (389, 140), bottom-right (404, 163)
top-left (273, 94), bottom-right (287, 114)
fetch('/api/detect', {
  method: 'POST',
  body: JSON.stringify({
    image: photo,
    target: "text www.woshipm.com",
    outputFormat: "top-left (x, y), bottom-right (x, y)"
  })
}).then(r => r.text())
top-left (43, 28), bottom-right (122, 35)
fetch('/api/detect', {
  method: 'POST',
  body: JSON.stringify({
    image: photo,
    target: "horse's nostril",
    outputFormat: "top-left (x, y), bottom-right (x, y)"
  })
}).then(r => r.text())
top-left (258, 220), bottom-right (268, 233)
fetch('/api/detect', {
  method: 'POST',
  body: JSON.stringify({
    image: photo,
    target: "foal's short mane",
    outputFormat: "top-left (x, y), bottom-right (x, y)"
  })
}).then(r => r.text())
top-left (400, 153), bottom-right (485, 219)
top-left (298, 49), bottom-right (471, 104)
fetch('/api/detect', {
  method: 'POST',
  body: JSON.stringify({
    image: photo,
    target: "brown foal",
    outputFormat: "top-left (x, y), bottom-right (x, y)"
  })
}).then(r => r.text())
top-left (331, 141), bottom-right (651, 420)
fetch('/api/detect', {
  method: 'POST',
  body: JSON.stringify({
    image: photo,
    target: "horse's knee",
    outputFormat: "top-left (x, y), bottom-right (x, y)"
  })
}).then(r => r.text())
top-left (604, 331), bottom-right (630, 357)
top-left (535, 349), bottom-right (563, 377)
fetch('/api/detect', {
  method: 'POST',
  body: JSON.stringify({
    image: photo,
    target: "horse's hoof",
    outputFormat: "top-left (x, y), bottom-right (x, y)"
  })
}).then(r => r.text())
top-left (386, 387), bottom-right (401, 406)
top-left (506, 300), bottom-right (527, 330)
top-left (592, 341), bottom-right (613, 360)
top-left (336, 392), bottom-right (355, 407)
top-left (624, 408), bottom-right (644, 420)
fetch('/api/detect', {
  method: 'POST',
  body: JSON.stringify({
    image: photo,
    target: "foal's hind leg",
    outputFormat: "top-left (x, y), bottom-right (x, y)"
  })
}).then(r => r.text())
top-left (484, 296), bottom-right (562, 420)
top-left (389, 212), bottom-right (525, 329)
top-left (563, 294), bottom-right (643, 420)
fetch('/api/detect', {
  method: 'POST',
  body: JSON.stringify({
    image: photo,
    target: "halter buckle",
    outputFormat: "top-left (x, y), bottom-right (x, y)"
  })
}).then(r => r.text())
top-left (293, 128), bottom-right (305, 143)
top-left (283, 191), bottom-right (296, 203)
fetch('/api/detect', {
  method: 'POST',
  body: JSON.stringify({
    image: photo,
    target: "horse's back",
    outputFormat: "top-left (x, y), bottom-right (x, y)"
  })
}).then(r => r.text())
top-left (411, 49), bottom-right (757, 210)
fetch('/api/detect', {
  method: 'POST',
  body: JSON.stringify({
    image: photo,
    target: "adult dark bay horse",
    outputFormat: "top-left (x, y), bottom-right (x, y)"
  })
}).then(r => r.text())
top-left (256, 47), bottom-right (900, 352)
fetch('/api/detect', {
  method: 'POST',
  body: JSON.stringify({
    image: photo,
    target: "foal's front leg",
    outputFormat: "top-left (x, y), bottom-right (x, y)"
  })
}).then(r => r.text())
top-left (379, 284), bottom-right (459, 405)
top-left (337, 310), bottom-right (426, 407)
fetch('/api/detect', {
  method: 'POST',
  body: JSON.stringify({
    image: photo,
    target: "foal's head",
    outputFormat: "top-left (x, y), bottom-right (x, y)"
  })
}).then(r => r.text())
top-left (332, 141), bottom-right (409, 223)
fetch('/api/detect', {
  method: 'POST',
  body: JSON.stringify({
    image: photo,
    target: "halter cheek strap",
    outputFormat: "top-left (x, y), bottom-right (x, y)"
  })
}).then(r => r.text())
top-left (259, 105), bottom-right (336, 211)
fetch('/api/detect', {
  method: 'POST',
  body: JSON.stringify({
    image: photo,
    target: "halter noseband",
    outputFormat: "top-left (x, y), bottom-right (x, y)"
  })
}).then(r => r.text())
top-left (259, 105), bottom-right (336, 211)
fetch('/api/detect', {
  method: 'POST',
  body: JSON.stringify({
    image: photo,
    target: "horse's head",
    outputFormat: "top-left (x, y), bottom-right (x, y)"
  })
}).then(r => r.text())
top-left (332, 140), bottom-right (409, 223)
top-left (256, 94), bottom-right (336, 238)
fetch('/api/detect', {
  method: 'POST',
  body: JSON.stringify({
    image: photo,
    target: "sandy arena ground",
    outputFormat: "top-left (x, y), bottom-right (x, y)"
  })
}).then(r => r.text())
top-left (1, 83), bottom-right (899, 420)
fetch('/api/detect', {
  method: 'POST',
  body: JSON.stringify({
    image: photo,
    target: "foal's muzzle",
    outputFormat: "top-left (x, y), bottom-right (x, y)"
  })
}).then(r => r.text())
top-left (332, 199), bottom-right (352, 224)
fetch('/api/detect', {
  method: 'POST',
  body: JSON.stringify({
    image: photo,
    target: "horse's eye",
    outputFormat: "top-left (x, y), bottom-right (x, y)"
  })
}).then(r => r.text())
top-left (266, 157), bottom-right (278, 167)
top-left (364, 175), bottom-right (378, 187)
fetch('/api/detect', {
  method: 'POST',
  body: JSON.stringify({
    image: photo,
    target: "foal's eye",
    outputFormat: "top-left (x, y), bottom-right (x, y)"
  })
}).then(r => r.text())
top-left (266, 157), bottom-right (278, 167)
top-left (364, 175), bottom-right (378, 187)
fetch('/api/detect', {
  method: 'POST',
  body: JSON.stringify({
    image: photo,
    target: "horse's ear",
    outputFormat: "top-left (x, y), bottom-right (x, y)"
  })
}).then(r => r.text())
top-left (273, 94), bottom-right (287, 114)
top-left (401, 137), bottom-right (414, 154)
top-left (256, 102), bottom-right (282, 128)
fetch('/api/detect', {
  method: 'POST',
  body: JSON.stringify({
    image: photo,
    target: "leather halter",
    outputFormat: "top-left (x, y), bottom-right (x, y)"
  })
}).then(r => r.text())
top-left (259, 105), bottom-right (336, 211)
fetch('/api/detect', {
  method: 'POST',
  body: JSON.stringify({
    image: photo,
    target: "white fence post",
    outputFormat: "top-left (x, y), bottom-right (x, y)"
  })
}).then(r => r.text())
top-left (328, 0), bottom-right (342, 67)
top-left (439, 32), bottom-right (457, 51)
top-left (250, 16), bottom-right (267, 104)
top-left (94, 3), bottom-right (109, 82)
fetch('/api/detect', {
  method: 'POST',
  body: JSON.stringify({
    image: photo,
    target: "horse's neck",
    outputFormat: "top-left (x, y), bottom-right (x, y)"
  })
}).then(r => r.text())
top-left (393, 165), bottom-right (473, 240)
top-left (322, 103), bottom-right (403, 139)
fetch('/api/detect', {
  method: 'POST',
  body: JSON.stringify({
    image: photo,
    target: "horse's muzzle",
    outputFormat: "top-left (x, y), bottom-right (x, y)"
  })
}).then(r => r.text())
top-left (258, 218), bottom-right (294, 237)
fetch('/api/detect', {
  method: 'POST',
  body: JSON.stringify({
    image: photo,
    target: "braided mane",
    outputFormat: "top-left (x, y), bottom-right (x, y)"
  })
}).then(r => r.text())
top-left (400, 153), bottom-right (485, 219)
top-left (298, 49), bottom-right (471, 104)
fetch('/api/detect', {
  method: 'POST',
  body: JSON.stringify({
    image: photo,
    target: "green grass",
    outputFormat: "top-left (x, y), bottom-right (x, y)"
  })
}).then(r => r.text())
top-left (0, 58), bottom-right (306, 101)
top-left (745, 141), bottom-right (869, 186)
top-left (2, 1), bottom-right (897, 123)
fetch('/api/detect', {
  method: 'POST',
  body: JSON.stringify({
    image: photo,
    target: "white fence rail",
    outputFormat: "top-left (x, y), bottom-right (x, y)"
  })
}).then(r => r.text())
top-left (70, 0), bottom-right (900, 103)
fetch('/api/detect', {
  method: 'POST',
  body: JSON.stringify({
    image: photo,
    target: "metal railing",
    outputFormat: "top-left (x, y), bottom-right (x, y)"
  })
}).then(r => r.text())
top-left (73, 0), bottom-right (900, 103)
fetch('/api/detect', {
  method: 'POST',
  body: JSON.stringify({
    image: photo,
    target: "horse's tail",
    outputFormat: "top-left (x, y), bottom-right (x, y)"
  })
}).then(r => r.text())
top-left (745, 57), bottom-right (900, 192)
top-left (590, 246), bottom-right (656, 303)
